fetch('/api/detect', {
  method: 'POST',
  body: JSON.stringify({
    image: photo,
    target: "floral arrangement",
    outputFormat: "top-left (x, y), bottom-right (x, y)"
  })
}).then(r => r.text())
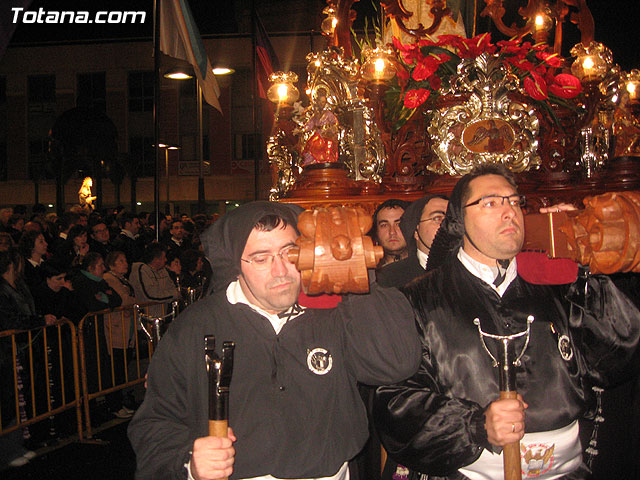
top-left (386, 33), bottom-right (582, 130)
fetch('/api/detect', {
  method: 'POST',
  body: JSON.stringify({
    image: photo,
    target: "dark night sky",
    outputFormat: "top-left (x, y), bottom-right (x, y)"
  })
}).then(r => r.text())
top-left (2, 0), bottom-right (639, 71)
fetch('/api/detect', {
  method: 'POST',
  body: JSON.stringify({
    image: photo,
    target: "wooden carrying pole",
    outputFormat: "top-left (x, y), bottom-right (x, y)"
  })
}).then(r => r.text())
top-left (498, 339), bottom-right (522, 480)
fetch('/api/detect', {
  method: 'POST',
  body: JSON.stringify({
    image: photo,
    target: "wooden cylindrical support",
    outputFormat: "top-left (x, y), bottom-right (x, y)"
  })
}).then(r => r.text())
top-left (500, 390), bottom-right (523, 480)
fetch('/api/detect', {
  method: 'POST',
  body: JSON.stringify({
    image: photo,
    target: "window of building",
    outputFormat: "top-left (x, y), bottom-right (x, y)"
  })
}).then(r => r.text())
top-left (77, 72), bottom-right (106, 111)
top-left (128, 71), bottom-right (154, 112)
top-left (28, 138), bottom-right (52, 180)
top-left (233, 133), bottom-right (259, 160)
top-left (129, 136), bottom-right (155, 177)
top-left (27, 75), bottom-right (56, 111)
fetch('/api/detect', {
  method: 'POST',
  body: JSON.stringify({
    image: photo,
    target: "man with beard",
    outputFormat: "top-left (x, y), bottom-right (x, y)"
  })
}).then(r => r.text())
top-left (128, 201), bottom-right (420, 480)
top-left (373, 164), bottom-right (640, 480)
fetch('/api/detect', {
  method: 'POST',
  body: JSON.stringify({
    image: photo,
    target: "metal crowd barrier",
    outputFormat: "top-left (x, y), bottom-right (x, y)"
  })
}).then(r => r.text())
top-left (0, 300), bottom-right (180, 443)
top-left (0, 319), bottom-right (83, 441)
top-left (77, 301), bottom-right (180, 438)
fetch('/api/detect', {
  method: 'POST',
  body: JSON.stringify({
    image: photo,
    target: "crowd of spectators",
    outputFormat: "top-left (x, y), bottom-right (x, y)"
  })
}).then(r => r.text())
top-left (0, 203), bottom-right (216, 468)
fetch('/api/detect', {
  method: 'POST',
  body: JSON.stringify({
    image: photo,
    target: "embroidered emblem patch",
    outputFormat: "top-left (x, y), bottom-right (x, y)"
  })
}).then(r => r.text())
top-left (521, 442), bottom-right (555, 478)
top-left (306, 348), bottom-right (332, 375)
top-left (557, 334), bottom-right (574, 361)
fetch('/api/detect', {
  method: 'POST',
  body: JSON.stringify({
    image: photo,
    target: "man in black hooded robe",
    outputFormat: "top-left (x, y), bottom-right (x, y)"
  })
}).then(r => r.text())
top-left (128, 201), bottom-right (421, 480)
top-left (373, 165), bottom-right (640, 480)
top-left (376, 195), bottom-right (449, 288)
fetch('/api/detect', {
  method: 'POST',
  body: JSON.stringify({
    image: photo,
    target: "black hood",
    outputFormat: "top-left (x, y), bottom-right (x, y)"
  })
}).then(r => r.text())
top-left (399, 195), bottom-right (447, 254)
top-left (200, 201), bottom-right (303, 292)
top-left (425, 176), bottom-right (473, 271)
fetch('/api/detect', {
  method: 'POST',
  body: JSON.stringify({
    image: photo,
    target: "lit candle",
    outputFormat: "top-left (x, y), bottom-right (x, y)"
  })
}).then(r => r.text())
top-left (374, 58), bottom-right (386, 80)
top-left (277, 84), bottom-right (288, 103)
top-left (582, 56), bottom-right (597, 81)
top-left (627, 81), bottom-right (640, 104)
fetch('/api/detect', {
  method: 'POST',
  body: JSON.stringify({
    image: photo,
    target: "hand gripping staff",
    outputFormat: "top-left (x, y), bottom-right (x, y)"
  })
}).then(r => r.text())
top-left (474, 315), bottom-right (534, 480)
top-left (204, 335), bottom-right (235, 479)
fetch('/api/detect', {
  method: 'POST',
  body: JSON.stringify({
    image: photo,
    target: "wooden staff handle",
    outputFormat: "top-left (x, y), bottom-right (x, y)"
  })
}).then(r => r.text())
top-left (209, 419), bottom-right (228, 438)
top-left (208, 420), bottom-right (229, 480)
top-left (500, 390), bottom-right (522, 480)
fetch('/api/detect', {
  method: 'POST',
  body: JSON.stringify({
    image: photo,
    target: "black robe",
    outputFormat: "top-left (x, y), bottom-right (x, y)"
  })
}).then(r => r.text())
top-left (373, 257), bottom-right (640, 478)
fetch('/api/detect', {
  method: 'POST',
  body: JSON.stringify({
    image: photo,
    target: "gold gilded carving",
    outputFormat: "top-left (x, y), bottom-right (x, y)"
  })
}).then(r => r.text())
top-left (427, 53), bottom-right (541, 175)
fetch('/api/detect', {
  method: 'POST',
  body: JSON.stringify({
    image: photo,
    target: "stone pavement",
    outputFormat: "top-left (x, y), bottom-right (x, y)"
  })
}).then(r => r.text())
top-left (1, 418), bottom-right (135, 480)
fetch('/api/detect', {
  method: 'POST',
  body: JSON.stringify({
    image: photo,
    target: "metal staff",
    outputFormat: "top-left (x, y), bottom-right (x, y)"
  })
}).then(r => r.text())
top-left (474, 315), bottom-right (534, 480)
top-left (204, 336), bottom-right (235, 439)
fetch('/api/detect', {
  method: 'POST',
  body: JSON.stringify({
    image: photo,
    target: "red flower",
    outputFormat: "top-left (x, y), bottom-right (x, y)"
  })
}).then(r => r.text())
top-left (412, 56), bottom-right (440, 81)
top-left (436, 35), bottom-right (465, 50)
top-left (457, 33), bottom-right (496, 58)
top-left (536, 51), bottom-right (564, 68)
top-left (523, 71), bottom-right (548, 100)
top-left (404, 88), bottom-right (431, 108)
top-left (393, 36), bottom-right (422, 65)
top-left (506, 56), bottom-right (536, 72)
top-left (429, 74), bottom-right (442, 90)
top-left (548, 73), bottom-right (582, 99)
top-left (396, 65), bottom-right (410, 83)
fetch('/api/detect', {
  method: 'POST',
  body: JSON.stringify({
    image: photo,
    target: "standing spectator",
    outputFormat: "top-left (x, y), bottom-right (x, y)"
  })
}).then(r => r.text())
top-left (163, 220), bottom-right (190, 257)
top-left (180, 249), bottom-right (209, 299)
top-left (32, 261), bottom-right (80, 323)
top-left (54, 224), bottom-right (89, 273)
top-left (18, 231), bottom-right (49, 293)
top-left (0, 248), bottom-right (55, 468)
top-left (0, 207), bottom-right (13, 233)
top-left (88, 219), bottom-right (112, 259)
top-left (71, 252), bottom-right (122, 404)
top-left (111, 212), bottom-right (143, 265)
top-left (7, 214), bottom-right (25, 245)
top-left (165, 249), bottom-right (182, 289)
top-left (0, 232), bottom-right (14, 251)
top-left (103, 251), bottom-right (137, 419)
top-left (369, 199), bottom-right (409, 268)
top-left (129, 243), bottom-right (180, 316)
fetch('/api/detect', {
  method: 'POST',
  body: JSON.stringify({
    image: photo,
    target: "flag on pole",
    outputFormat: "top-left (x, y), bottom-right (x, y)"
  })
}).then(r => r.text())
top-left (159, 0), bottom-right (222, 112)
top-left (254, 13), bottom-right (280, 99)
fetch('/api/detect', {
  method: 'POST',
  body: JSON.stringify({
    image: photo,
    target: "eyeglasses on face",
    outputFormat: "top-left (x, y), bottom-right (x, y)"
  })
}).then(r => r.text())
top-left (418, 214), bottom-right (445, 225)
top-left (241, 245), bottom-right (296, 270)
top-left (464, 194), bottom-right (526, 209)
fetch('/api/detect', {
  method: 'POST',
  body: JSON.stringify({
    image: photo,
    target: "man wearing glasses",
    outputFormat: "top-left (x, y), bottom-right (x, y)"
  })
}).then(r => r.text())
top-left (128, 201), bottom-right (421, 480)
top-left (377, 195), bottom-right (449, 288)
top-left (374, 164), bottom-right (640, 480)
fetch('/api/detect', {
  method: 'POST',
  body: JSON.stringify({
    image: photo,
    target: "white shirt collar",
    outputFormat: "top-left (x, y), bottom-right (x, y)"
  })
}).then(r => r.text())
top-left (226, 280), bottom-right (305, 334)
top-left (457, 247), bottom-right (517, 297)
top-left (120, 229), bottom-right (138, 240)
top-left (27, 258), bottom-right (43, 267)
top-left (416, 248), bottom-right (429, 270)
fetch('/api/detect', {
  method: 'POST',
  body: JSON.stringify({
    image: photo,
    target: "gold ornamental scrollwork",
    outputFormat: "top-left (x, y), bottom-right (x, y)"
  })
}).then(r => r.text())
top-left (427, 53), bottom-right (541, 175)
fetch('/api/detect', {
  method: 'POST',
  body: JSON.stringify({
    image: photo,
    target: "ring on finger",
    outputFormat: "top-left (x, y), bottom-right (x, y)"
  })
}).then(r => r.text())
top-left (511, 423), bottom-right (516, 433)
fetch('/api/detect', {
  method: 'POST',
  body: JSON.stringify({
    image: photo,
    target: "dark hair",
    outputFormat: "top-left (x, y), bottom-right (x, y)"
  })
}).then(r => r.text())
top-left (18, 230), bottom-right (44, 259)
top-left (369, 199), bottom-right (410, 238)
top-left (58, 211), bottom-right (81, 231)
top-left (105, 250), bottom-right (126, 269)
top-left (460, 164), bottom-right (518, 209)
top-left (166, 249), bottom-right (181, 265)
top-left (143, 242), bottom-right (167, 264)
top-left (81, 252), bottom-right (103, 271)
top-left (253, 214), bottom-right (291, 233)
top-left (7, 214), bottom-right (24, 227)
top-left (170, 220), bottom-right (183, 229)
top-left (0, 247), bottom-right (22, 276)
top-left (117, 211), bottom-right (138, 229)
top-left (180, 249), bottom-right (203, 273)
top-left (0, 232), bottom-right (14, 251)
top-left (66, 224), bottom-right (88, 246)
